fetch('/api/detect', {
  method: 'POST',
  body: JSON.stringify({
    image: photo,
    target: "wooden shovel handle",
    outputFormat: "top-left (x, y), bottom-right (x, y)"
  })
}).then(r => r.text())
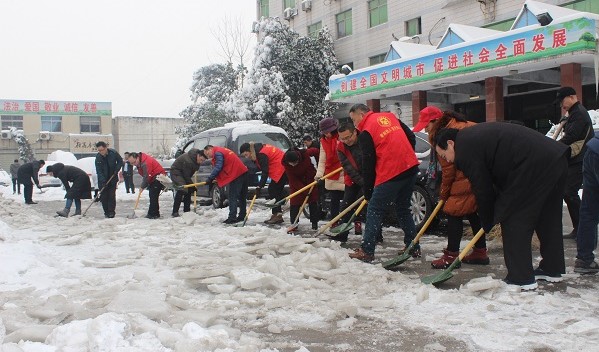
top-left (413, 199), bottom-right (445, 244)
top-left (318, 196), bottom-right (365, 235)
top-left (282, 167), bottom-right (343, 204)
top-left (133, 189), bottom-right (143, 210)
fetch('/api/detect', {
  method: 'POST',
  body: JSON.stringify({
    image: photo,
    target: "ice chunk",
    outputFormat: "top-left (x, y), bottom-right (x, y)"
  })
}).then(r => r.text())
top-left (267, 324), bottom-right (281, 334)
top-left (4, 325), bottom-right (57, 343)
top-left (416, 285), bottom-right (429, 303)
top-left (106, 290), bottom-right (171, 321)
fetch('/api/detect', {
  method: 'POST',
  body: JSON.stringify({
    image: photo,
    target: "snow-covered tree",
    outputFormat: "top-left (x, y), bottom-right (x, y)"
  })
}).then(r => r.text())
top-left (226, 18), bottom-right (339, 144)
top-left (175, 63), bottom-right (240, 149)
top-left (10, 127), bottom-right (35, 161)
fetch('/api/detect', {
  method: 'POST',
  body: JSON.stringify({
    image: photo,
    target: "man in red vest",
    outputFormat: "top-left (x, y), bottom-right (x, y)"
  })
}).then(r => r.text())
top-left (204, 145), bottom-right (249, 224)
top-left (240, 142), bottom-right (287, 224)
top-left (128, 152), bottom-right (166, 219)
top-left (348, 104), bottom-right (420, 262)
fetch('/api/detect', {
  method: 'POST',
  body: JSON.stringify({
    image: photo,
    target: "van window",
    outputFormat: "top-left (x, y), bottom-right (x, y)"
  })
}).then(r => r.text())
top-left (192, 137), bottom-right (209, 150)
top-left (237, 132), bottom-right (292, 151)
top-left (209, 135), bottom-right (227, 147)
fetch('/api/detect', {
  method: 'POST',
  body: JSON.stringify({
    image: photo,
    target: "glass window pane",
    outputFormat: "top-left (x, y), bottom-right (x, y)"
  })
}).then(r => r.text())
top-left (369, 0), bottom-right (387, 28)
top-left (283, 0), bottom-right (295, 9)
top-left (260, 0), bottom-right (269, 17)
top-left (41, 116), bottom-right (62, 132)
top-left (308, 21), bottom-right (322, 38)
top-left (1, 115), bottom-right (23, 130)
top-left (336, 10), bottom-right (352, 38)
top-left (80, 116), bottom-right (100, 133)
top-left (369, 53), bottom-right (386, 65)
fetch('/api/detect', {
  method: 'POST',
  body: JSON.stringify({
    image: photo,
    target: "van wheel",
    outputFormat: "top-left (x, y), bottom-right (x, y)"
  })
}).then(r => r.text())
top-left (211, 185), bottom-right (225, 209)
top-left (411, 185), bottom-right (437, 231)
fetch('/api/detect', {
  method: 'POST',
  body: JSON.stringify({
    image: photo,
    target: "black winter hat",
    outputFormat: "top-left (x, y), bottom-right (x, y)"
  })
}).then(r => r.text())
top-left (554, 86), bottom-right (577, 104)
top-left (284, 150), bottom-right (300, 164)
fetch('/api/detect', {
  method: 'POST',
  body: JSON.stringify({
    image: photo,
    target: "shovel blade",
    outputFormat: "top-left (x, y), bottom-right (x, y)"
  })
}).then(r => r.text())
top-left (382, 252), bottom-right (412, 269)
top-left (329, 222), bottom-right (352, 234)
top-left (420, 259), bottom-right (462, 285)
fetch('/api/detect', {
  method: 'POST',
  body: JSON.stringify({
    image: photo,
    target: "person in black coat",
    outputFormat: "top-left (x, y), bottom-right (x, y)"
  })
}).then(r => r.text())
top-left (554, 87), bottom-right (595, 239)
top-left (169, 148), bottom-right (204, 217)
top-left (47, 163), bottom-right (92, 217)
top-left (95, 141), bottom-right (123, 218)
top-left (17, 159), bottom-right (45, 204)
top-left (122, 152), bottom-right (135, 194)
top-left (435, 123), bottom-right (569, 290)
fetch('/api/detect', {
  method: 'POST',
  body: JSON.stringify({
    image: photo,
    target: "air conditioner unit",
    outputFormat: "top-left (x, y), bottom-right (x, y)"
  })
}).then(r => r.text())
top-left (301, 0), bottom-right (312, 11)
top-left (0, 130), bottom-right (11, 139)
top-left (283, 7), bottom-right (298, 20)
top-left (251, 21), bottom-right (260, 33)
top-left (39, 131), bottom-right (51, 141)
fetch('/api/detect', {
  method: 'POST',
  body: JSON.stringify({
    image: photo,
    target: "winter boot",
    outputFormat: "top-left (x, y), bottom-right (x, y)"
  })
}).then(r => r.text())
top-left (462, 247), bottom-right (490, 265)
top-left (354, 221), bottom-right (362, 235)
top-left (431, 249), bottom-right (460, 269)
top-left (311, 222), bottom-right (318, 230)
top-left (73, 209), bottom-right (81, 216)
top-left (327, 231), bottom-right (349, 243)
top-left (56, 208), bottom-right (70, 218)
top-left (349, 248), bottom-right (374, 262)
top-left (264, 213), bottom-right (284, 225)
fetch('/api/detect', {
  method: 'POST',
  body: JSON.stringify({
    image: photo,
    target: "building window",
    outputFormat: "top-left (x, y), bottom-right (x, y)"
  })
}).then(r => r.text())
top-left (308, 21), bottom-right (322, 38)
top-left (369, 53), bottom-right (386, 66)
top-left (405, 17), bottom-right (422, 36)
top-left (1, 115), bottom-right (23, 130)
top-left (336, 9), bottom-right (353, 38)
top-left (41, 116), bottom-right (62, 132)
top-left (483, 18), bottom-right (514, 31)
top-left (562, 0), bottom-right (599, 14)
top-left (368, 0), bottom-right (387, 28)
top-left (80, 116), bottom-right (100, 133)
top-left (260, 0), bottom-right (269, 17)
top-left (283, 0), bottom-right (295, 9)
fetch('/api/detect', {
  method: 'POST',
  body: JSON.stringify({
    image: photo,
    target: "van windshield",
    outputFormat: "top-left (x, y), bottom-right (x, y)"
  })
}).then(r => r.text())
top-left (236, 133), bottom-right (292, 151)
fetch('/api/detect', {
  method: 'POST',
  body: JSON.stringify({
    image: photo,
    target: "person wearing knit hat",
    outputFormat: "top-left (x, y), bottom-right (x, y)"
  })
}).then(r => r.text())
top-left (315, 117), bottom-right (345, 222)
top-left (48, 162), bottom-right (92, 217)
top-left (412, 106), bottom-right (443, 133)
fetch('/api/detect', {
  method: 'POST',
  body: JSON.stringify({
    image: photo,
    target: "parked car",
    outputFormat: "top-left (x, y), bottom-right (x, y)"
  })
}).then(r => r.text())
top-left (177, 120), bottom-right (293, 208)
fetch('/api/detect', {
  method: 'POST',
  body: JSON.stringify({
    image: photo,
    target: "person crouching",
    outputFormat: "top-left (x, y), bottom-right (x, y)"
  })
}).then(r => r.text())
top-left (47, 163), bottom-right (92, 217)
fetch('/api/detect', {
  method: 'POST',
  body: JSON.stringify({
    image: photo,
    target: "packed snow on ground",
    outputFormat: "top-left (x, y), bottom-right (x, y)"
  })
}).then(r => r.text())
top-left (0, 184), bottom-right (598, 351)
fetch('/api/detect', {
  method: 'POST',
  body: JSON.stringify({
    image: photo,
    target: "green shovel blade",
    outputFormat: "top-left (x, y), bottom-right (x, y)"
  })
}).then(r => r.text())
top-left (420, 258), bottom-right (462, 285)
top-left (382, 242), bottom-right (415, 269)
top-left (329, 222), bottom-right (352, 234)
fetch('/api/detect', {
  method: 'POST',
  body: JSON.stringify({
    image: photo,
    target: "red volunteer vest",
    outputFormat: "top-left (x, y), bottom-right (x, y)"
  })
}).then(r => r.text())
top-left (211, 146), bottom-right (248, 187)
top-left (138, 153), bottom-right (166, 184)
top-left (320, 135), bottom-right (342, 180)
top-left (337, 141), bottom-right (359, 186)
top-left (257, 144), bottom-right (285, 183)
top-left (357, 111), bottom-right (419, 186)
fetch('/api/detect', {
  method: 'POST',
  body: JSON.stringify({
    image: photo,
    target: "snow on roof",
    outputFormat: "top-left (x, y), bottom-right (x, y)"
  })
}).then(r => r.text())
top-left (436, 23), bottom-right (502, 49)
top-left (388, 41), bottom-right (436, 59)
top-left (511, 0), bottom-right (582, 30)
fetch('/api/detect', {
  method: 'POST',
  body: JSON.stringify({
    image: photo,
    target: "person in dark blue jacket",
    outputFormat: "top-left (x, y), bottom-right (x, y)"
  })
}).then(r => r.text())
top-left (95, 141), bottom-right (122, 218)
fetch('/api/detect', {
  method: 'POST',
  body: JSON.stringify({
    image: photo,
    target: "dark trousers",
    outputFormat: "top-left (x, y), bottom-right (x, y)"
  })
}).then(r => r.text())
top-left (227, 173), bottom-right (248, 220)
top-left (329, 189), bottom-right (344, 219)
top-left (341, 184), bottom-right (363, 224)
top-left (12, 178), bottom-right (20, 194)
top-left (147, 181), bottom-right (164, 217)
top-left (268, 174), bottom-right (288, 214)
top-left (501, 158), bottom-right (568, 284)
top-left (23, 182), bottom-right (33, 203)
top-left (290, 202), bottom-right (319, 225)
top-left (173, 190), bottom-right (192, 214)
top-left (124, 174), bottom-right (135, 193)
top-left (564, 162), bottom-right (583, 230)
top-left (362, 173), bottom-right (417, 255)
top-left (100, 182), bottom-right (117, 216)
top-left (577, 149), bottom-right (599, 263)
top-left (446, 213), bottom-right (484, 252)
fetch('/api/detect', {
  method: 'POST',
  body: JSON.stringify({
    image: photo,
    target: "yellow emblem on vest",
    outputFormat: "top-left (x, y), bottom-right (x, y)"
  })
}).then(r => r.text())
top-left (377, 116), bottom-right (391, 127)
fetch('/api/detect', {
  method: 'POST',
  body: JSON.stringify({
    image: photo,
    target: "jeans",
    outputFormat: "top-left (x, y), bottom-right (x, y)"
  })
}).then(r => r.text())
top-left (361, 173), bottom-right (417, 255)
top-left (577, 149), bottom-right (599, 263)
top-left (227, 173), bottom-right (248, 220)
top-left (65, 198), bottom-right (82, 212)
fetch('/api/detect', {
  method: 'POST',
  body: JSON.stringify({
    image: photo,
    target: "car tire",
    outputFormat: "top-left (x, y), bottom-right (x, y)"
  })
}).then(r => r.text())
top-left (411, 184), bottom-right (437, 231)
top-left (211, 185), bottom-right (225, 209)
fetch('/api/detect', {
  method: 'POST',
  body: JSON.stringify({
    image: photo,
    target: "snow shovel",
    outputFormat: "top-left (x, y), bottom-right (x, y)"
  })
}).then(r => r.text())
top-left (263, 167), bottom-right (343, 208)
top-left (329, 199), bottom-right (368, 234)
top-left (382, 200), bottom-right (445, 269)
top-left (235, 193), bottom-right (258, 227)
top-left (81, 174), bottom-right (116, 217)
top-left (289, 184), bottom-right (316, 230)
top-left (421, 227), bottom-right (486, 286)
top-left (316, 196), bottom-right (364, 236)
top-left (127, 189), bottom-right (144, 219)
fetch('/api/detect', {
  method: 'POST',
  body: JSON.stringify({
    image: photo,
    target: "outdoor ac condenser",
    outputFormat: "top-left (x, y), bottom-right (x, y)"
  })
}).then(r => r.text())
top-left (39, 132), bottom-right (51, 141)
top-left (0, 130), bottom-right (11, 139)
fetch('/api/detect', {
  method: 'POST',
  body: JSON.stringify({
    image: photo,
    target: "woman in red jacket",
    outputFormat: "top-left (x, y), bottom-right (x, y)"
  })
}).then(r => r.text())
top-left (128, 152), bottom-right (166, 219)
top-left (413, 107), bottom-right (488, 268)
top-left (283, 147), bottom-right (320, 233)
